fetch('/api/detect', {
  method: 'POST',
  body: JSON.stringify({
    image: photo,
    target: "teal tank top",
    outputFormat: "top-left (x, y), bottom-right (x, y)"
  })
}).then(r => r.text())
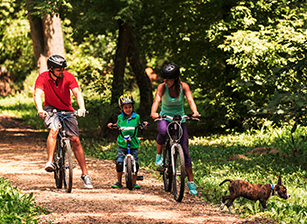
top-left (160, 84), bottom-right (185, 121)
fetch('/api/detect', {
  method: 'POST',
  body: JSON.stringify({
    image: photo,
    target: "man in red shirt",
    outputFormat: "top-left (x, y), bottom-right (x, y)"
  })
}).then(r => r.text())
top-left (34, 54), bottom-right (93, 189)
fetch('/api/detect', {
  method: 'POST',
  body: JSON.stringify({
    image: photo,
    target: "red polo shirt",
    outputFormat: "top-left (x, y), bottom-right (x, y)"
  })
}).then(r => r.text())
top-left (34, 70), bottom-right (79, 111)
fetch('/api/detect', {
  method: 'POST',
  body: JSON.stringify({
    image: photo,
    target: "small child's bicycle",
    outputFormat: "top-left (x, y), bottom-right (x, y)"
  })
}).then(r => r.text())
top-left (154, 113), bottom-right (200, 202)
top-left (111, 123), bottom-right (148, 190)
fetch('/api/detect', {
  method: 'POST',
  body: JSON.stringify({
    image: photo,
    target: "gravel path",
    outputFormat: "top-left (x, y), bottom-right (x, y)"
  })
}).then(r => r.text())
top-left (0, 114), bottom-right (273, 223)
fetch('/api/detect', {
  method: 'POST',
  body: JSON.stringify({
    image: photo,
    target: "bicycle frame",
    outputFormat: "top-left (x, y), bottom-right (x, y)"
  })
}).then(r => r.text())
top-left (154, 113), bottom-right (200, 202)
top-left (49, 110), bottom-right (78, 193)
top-left (121, 130), bottom-right (138, 176)
top-left (111, 123), bottom-right (147, 189)
top-left (163, 115), bottom-right (186, 174)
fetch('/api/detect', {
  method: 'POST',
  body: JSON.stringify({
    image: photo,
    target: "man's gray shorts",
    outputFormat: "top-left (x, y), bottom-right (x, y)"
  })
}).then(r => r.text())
top-left (44, 106), bottom-right (79, 137)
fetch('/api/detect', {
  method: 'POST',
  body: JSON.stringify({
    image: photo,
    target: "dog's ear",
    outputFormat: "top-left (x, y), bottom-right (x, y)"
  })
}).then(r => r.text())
top-left (278, 175), bottom-right (281, 185)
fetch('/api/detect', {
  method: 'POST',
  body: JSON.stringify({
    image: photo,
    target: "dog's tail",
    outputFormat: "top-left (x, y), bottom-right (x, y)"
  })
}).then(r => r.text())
top-left (219, 179), bottom-right (233, 186)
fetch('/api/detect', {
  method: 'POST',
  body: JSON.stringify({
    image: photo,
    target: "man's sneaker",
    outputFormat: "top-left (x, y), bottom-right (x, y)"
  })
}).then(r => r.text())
top-left (81, 174), bottom-right (93, 189)
top-left (155, 154), bottom-right (163, 166)
top-left (111, 182), bottom-right (123, 188)
top-left (187, 181), bottom-right (198, 195)
top-left (44, 161), bottom-right (55, 172)
top-left (133, 184), bottom-right (141, 189)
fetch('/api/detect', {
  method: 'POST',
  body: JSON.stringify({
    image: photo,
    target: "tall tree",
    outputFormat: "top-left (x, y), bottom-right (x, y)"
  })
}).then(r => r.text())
top-left (27, 1), bottom-right (65, 74)
top-left (111, 20), bottom-right (129, 105)
top-left (67, 0), bottom-right (153, 117)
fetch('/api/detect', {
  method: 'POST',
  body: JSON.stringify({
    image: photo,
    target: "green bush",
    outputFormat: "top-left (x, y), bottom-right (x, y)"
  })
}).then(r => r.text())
top-left (0, 177), bottom-right (49, 223)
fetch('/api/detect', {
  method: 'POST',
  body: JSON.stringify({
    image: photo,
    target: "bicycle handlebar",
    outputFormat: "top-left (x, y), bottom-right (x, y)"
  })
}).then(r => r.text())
top-left (46, 110), bottom-right (89, 117)
top-left (110, 122), bottom-right (149, 139)
top-left (153, 113), bottom-right (201, 122)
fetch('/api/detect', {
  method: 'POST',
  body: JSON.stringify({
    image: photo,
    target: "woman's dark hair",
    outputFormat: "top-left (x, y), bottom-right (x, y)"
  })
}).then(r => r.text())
top-left (173, 77), bottom-right (181, 98)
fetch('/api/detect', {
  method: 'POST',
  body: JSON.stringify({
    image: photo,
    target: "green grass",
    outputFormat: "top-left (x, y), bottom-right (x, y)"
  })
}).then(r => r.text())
top-left (2, 93), bottom-right (307, 223)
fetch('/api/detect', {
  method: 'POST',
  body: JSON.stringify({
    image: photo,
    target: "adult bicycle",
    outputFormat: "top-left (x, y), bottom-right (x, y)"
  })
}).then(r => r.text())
top-left (48, 109), bottom-right (86, 193)
top-left (154, 114), bottom-right (200, 202)
top-left (111, 123), bottom-right (148, 190)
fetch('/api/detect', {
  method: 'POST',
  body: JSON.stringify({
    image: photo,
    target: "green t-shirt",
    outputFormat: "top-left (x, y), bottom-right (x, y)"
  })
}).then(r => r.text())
top-left (116, 111), bottom-right (141, 149)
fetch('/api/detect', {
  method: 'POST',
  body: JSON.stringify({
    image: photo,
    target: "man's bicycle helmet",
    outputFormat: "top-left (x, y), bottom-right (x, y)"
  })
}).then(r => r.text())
top-left (47, 55), bottom-right (67, 69)
top-left (160, 63), bottom-right (180, 79)
top-left (118, 94), bottom-right (135, 107)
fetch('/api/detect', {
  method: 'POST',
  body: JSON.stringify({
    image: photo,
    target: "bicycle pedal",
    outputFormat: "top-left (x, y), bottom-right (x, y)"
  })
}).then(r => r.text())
top-left (137, 176), bottom-right (143, 181)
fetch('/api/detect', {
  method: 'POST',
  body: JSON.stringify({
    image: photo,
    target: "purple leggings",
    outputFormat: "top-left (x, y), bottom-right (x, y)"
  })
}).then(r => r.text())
top-left (156, 120), bottom-right (192, 167)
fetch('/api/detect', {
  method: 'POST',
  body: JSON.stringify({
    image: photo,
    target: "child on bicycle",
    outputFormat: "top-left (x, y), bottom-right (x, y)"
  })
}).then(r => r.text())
top-left (107, 94), bottom-right (148, 189)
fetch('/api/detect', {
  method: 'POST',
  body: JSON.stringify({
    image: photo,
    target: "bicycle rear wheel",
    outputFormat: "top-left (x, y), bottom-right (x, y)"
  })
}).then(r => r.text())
top-left (53, 139), bottom-right (63, 189)
top-left (126, 157), bottom-right (133, 190)
top-left (163, 141), bottom-right (172, 192)
top-left (63, 139), bottom-right (73, 193)
top-left (173, 144), bottom-right (186, 202)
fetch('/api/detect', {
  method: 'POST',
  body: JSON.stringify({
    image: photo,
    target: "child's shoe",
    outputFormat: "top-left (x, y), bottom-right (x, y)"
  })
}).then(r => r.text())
top-left (187, 181), bottom-right (198, 195)
top-left (155, 154), bottom-right (163, 166)
top-left (133, 184), bottom-right (141, 189)
top-left (111, 182), bottom-right (123, 188)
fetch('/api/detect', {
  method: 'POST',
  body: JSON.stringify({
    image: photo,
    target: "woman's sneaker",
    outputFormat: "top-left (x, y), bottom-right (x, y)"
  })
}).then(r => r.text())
top-left (155, 154), bottom-right (163, 166)
top-left (187, 181), bottom-right (198, 195)
top-left (111, 182), bottom-right (123, 188)
top-left (81, 174), bottom-right (93, 189)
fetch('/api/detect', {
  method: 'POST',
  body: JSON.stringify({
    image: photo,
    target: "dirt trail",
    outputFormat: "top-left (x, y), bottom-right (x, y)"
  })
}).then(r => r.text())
top-left (0, 114), bottom-right (269, 223)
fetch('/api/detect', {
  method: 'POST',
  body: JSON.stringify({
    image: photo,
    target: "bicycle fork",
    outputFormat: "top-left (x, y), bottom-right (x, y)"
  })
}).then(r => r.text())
top-left (171, 143), bottom-right (181, 174)
top-left (123, 135), bottom-right (137, 175)
top-left (123, 154), bottom-right (137, 175)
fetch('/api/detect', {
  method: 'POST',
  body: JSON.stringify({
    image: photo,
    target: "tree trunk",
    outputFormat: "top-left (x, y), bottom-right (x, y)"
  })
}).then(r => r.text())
top-left (27, 2), bottom-right (65, 74)
top-left (127, 25), bottom-right (153, 118)
top-left (102, 20), bottom-right (130, 138)
top-left (110, 20), bottom-right (130, 105)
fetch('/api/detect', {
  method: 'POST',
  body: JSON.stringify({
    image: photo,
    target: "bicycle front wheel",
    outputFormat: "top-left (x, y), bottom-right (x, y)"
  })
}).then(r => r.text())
top-left (53, 139), bottom-right (62, 189)
top-left (126, 157), bottom-right (132, 190)
top-left (163, 141), bottom-right (172, 192)
top-left (63, 139), bottom-right (73, 193)
top-left (173, 144), bottom-right (186, 202)
top-left (126, 157), bottom-right (133, 190)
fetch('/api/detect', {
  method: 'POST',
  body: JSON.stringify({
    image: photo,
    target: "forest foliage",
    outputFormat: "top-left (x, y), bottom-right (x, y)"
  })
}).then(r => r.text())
top-left (1, 0), bottom-right (307, 134)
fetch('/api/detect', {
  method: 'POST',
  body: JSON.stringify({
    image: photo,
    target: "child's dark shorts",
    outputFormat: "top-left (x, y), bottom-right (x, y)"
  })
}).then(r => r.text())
top-left (116, 147), bottom-right (139, 164)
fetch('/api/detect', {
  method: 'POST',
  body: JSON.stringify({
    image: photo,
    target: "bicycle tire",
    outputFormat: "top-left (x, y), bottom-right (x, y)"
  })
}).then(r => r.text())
top-left (126, 157), bottom-right (133, 190)
top-left (63, 139), bottom-right (73, 193)
top-left (163, 141), bottom-right (172, 192)
top-left (173, 144), bottom-right (186, 202)
top-left (53, 139), bottom-right (62, 189)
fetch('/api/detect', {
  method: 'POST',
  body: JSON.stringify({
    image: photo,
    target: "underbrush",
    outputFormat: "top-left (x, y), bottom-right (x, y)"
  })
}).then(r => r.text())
top-left (0, 178), bottom-right (49, 223)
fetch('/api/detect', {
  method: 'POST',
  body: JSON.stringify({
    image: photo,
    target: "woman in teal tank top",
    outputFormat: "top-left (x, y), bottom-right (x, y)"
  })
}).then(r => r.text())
top-left (151, 63), bottom-right (200, 195)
